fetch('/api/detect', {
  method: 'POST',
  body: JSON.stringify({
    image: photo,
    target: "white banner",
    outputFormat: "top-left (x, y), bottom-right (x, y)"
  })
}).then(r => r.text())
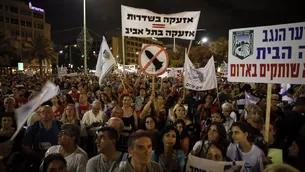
top-left (184, 52), bottom-right (217, 91)
top-left (121, 5), bottom-right (200, 40)
top-left (186, 154), bottom-right (244, 172)
top-left (117, 64), bottom-right (137, 73)
top-left (58, 66), bottom-right (67, 76)
top-left (11, 81), bottom-right (59, 140)
top-left (159, 68), bottom-right (183, 78)
top-left (228, 22), bottom-right (305, 84)
top-left (95, 36), bottom-right (115, 85)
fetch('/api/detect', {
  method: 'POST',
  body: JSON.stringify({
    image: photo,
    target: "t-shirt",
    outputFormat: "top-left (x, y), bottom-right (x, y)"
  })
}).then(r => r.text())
top-left (45, 145), bottom-right (88, 172)
top-left (192, 140), bottom-right (210, 158)
top-left (78, 104), bottom-right (90, 119)
top-left (23, 121), bottom-right (61, 157)
top-left (86, 152), bottom-right (129, 172)
top-left (151, 149), bottom-right (185, 171)
top-left (226, 143), bottom-right (264, 172)
top-left (81, 110), bottom-right (105, 126)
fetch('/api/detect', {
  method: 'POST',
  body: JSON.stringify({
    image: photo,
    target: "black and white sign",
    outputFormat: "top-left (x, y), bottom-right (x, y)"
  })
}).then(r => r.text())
top-left (138, 44), bottom-right (169, 76)
top-left (121, 5), bottom-right (200, 40)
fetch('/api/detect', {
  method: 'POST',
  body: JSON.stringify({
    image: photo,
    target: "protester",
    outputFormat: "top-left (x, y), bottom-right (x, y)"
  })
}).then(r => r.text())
top-left (115, 131), bottom-right (163, 172)
top-left (227, 122), bottom-right (264, 172)
top-left (1, 70), bottom-right (304, 172)
top-left (42, 153), bottom-right (68, 172)
top-left (151, 125), bottom-right (185, 172)
top-left (23, 105), bottom-right (62, 158)
top-left (45, 124), bottom-right (88, 172)
top-left (86, 127), bottom-right (128, 172)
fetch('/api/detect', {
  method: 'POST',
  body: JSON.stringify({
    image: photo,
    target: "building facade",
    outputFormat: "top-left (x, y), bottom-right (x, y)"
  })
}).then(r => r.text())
top-left (112, 36), bottom-right (163, 65)
top-left (0, 0), bottom-right (51, 73)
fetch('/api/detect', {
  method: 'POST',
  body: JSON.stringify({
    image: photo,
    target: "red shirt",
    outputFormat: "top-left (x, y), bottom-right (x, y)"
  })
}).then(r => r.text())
top-left (16, 97), bottom-right (28, 108)
top-left (79, 104), bottom-right (89, 119)
top-left (69, 92), bottom-right (80, 103)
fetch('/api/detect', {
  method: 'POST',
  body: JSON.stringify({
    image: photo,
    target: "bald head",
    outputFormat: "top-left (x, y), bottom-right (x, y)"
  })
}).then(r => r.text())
top-left (107, 117), bottom-right (124, 135)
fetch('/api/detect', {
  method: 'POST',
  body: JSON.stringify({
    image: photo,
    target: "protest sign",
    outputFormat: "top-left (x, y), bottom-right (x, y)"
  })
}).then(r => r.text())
top-left (228, 22), bottom-right (305, 84)
top-left (186, 154), bottom-right (244, 172)
top-left (184, 51), bottom-right (217, 91)
top-left (268, 148), bottom-right (283, 164)
top-left (121, 5), bottom-right (200, 40)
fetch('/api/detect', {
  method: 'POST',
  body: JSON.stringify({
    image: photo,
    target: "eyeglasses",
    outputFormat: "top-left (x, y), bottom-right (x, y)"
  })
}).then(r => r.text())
top-left (58, 131), bottom-right (71, 136)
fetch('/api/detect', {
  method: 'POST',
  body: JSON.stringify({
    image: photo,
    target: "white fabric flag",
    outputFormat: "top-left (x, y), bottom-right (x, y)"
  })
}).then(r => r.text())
top-left (186, 154), bottom-right (244, 172)
top-left (95, 36), bottom-right (115, 85)
top-left (184, 51), bottom-right (217, 91)
top-left (11, 81), bottom-right (59, 140)
top-left (245, 91), bottom-right (260, 104)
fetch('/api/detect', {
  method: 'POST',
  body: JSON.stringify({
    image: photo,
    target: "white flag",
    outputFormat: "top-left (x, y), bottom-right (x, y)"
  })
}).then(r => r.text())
top-left (95, 36), bottom-right (115, 85)
top-left (11, 81), bottom-right (59, 140)
top-left (245, 91), bottom-right (260, 104)
top-left (184, 51), bottom-right (217, 91)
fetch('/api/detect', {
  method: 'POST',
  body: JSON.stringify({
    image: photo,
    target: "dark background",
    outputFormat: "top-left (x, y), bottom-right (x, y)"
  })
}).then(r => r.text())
top-left (25, 0), bottom-right (304, 45)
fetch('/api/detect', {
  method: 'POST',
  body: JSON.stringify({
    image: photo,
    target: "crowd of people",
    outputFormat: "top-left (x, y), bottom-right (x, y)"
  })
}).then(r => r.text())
top-left (0, 72), bottom-right (304, 172)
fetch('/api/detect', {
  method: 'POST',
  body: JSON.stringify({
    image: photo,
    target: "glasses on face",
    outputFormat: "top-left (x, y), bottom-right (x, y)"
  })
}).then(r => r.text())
top-left (58, 131), bottom-right (70, 137)
top-left (47, 167), bottom-right (67, 172)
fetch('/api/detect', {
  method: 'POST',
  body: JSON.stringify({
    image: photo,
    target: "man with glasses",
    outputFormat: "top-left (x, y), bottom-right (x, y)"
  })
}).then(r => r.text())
top-left (86, 127), bottom-right (128, 172)
top-left (45, 124), bottom-right (88, 172)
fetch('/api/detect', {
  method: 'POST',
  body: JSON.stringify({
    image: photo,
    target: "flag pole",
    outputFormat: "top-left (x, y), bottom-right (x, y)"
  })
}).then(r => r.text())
top-left (183, 40), bottom-right (193, 99)
top-left (122, 36), bottom-right (126, 78)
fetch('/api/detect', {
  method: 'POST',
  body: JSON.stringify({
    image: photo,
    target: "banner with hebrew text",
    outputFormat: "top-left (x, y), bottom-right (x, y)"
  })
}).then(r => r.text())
top-left (186, 154), bottom-right (244, 172)
top-left (121, 5), bottom-right (200, 40)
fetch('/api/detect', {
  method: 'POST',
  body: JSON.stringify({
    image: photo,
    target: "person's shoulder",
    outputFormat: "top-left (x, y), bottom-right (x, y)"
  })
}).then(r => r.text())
top-left (87, 154), bottom-right (100, 163)
top-left (176, 149), bottom-right (185, 159)
top-left (176, 149), bottom-right (184, 155)
top-left (46, 145), bottom-right (60, 154)
top-left (149, 161), bottom-right (163, 171)
top-left (119, 152), bottom-right (129, 161)
top-left (251, 144), bottom-right (263, 155)
top-left (76, 146), bottom-right (88, 158)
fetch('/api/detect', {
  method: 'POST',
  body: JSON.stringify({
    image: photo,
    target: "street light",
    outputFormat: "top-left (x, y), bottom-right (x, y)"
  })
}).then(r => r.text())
top-left (201, 37), bottom-right (208, 43)
top-left (59, 50), bottom-right (63, 54)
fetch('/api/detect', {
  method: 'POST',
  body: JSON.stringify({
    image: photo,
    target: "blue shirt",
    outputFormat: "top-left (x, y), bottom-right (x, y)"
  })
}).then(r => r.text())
top-left (23, 120), bottom-right (61, 155)
top-left (151, 149), bottom-right (185, 170)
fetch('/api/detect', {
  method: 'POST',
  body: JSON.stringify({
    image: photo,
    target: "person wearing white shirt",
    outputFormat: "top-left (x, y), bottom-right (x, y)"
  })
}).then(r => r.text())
top-left (226, 122), bottom-right (264, 172)
top-left (82, 100), bottom-right (106, 127)
top-left (222, 102), bottom-right (237, 122)
top-left (222, 103), bottom-right (236, 133)
top-left (45, 124), bottom-right (88, 172)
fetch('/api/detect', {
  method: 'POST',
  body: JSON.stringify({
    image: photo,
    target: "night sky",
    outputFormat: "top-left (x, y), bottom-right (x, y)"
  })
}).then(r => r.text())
top-left (25, 0), bottom-right (304, 45)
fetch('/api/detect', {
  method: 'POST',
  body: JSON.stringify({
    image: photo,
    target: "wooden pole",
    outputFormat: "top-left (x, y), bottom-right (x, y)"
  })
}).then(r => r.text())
top-left (152, 76), bottom-right (155, 94)
top-left (264, 83), bottom-right (272, 142)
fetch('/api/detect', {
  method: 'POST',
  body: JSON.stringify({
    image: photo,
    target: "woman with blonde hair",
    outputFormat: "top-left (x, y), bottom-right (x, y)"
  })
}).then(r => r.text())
top-left (264, 164), bottom-right (299, 172)
top-left (61, 104), bottom-right (80, 125)
top-left (61, 104), bottom-right (87, 147)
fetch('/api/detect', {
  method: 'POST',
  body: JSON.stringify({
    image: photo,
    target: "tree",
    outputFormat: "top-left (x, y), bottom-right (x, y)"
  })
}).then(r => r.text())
top-left (168, 46), bottom-right (185, 67)
top-left (209, 37), bottom-right (228, 62)
top-left (24, 35), bottom-right (57, 76)
top-left (0, 33), bottom-right (18, 65)
top-left (189, 45), bottom-right (213, 67)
